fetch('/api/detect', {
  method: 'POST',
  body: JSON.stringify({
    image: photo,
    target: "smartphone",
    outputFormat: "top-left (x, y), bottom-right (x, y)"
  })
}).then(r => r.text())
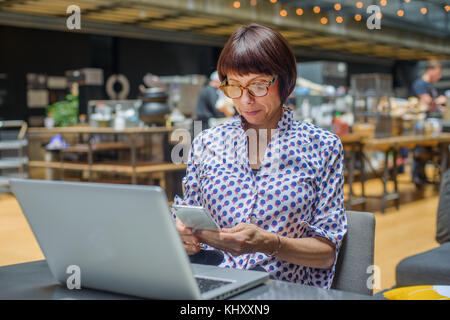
top-left (171, 205), bottom-right (220, 232)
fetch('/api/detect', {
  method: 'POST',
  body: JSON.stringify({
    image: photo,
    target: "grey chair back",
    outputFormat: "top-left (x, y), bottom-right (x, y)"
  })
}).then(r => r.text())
top-left (436, 169), bottom-right (450, 244)
top-left (331, 211), bottom-right (376, 296)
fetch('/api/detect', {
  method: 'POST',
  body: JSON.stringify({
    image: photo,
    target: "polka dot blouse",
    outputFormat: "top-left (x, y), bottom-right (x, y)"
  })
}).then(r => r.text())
top-left (174, 108), bottom-right (347, 289)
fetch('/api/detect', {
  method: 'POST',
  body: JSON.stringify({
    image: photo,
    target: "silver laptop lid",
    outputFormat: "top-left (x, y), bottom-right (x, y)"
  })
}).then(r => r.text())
top-left (10, 179), bottom-right (202, 299)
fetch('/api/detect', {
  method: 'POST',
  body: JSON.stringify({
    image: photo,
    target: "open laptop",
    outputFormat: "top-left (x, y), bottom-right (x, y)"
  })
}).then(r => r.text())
top-left (9, 179), bottom-right (269, 300)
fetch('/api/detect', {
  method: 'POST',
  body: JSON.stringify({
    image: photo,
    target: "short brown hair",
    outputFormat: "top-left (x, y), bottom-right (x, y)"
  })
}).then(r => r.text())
top-left (217, 24), bottom-right (297, 105)
top-left (426, 60), bottom-right (442, 70)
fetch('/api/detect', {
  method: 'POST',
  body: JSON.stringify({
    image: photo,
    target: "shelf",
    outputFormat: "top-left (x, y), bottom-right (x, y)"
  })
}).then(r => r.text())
top-left (0, 157), bottom-right (29, 169)
top-left (0, 120), bottom-right (25, 128)
top-left (354, 112), bottom-right (391, 117)
top-left (61, 142), bottom-right (139, 153)
top-left (0, 140), bottom-right (27, 150)
top-left (28, 161), bottom-right (187, 175)
top-left (27, 126), bottom-right (175, 134)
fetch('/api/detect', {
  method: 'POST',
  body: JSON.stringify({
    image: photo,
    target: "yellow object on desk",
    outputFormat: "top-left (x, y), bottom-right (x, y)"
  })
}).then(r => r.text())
top-left (383, 285), bottom-right (450, 300)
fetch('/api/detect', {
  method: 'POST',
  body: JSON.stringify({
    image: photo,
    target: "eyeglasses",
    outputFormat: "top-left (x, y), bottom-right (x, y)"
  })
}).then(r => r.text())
top-left (219, 76), bottom-right (277, 99)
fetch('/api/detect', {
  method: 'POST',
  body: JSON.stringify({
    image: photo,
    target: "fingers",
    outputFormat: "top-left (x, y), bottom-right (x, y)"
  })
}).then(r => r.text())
top-left (183, 223), bottom-right (257, 256)
top-left (175, 219), bottom-right (202, 255)
top-left (221, 223), bottom-right (250, 233)
top-left (176, 219), bottom-right (198, 239)
top-left (183, 239), bottom-right (203, 255)
top-left (175, 218), bottom-right (191, 234)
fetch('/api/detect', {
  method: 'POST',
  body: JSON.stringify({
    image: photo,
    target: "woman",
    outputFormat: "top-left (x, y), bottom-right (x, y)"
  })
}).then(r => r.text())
top-left (174, 23), bottom-right (347, 289)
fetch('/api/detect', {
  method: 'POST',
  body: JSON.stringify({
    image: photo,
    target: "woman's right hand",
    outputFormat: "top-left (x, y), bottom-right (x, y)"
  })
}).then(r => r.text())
top-left (175, 218), bottom-right (202, 256)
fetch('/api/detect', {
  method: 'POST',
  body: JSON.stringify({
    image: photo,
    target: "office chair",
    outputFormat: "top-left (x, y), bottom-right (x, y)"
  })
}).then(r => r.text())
top-left (331, 211), bottom-right (376, 296)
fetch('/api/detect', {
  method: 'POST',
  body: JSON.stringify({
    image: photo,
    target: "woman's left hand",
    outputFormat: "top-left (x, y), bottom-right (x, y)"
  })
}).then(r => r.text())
top-left (196, 223), bottom-right (274, 256)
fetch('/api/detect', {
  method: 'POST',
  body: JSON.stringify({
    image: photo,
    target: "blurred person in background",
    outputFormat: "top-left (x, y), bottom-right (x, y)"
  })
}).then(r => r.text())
top-left (411, 61), bottom-right (448, 187)
top-left (195, 71), bottom-right (235, 130)
top-left (412, 61), bottom-right (447, 117)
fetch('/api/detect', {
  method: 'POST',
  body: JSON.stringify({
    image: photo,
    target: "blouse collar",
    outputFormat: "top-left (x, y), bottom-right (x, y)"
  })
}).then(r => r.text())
top-left (231, 106), bottom-right (293, 133)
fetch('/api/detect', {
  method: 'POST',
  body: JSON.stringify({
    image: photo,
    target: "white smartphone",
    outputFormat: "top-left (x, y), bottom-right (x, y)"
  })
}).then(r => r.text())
top-left (171, 205), bottom-right (220, 232)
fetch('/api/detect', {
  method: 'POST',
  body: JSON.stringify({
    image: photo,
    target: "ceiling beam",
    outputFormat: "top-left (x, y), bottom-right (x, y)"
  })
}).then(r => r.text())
top-left (0, 10), bottom-right (228, 47)
top-left (130, 0), bottom-right (450, 56)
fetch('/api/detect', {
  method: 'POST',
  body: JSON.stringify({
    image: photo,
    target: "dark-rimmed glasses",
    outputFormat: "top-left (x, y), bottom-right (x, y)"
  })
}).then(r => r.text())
top-left (219, 76), bottom-right (277, 99)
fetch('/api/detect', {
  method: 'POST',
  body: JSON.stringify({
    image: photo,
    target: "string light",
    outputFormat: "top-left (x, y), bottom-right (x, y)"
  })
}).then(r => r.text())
top-left (356, 1), bottom-right (363, 9)
top-left (313, 6), bottom-right (321, 14)
top-left (404, 0), bottom-right (410, 3)
top-left (233, 1), bottom-right (240, 9)
top-left (380, 0), bottom-right (387, 6)
top-left (296, 8), bottom-right (304, 16)
top-left (354, 14), bottom-right (362, 21)
top-left (397, 9), bottom-right (404, 17)
top-left (250, 0), bottom-right (257, 6)
top-left (270, 0), bottom-right (277, 3)
top-left (445, 5), bottom-right (450, 12)
top-left (420, 7), bottom-right (427, 15)
top-left (336, 16), bottom-right (344, 23)
top-left (280, 9), bottom-right (287, 17)
top-left (334, 3), bottom-right (342, 11)
top-left (376, 12), bottom-right (383, 19)
top-left (320, 17), bottom-right (328, 24)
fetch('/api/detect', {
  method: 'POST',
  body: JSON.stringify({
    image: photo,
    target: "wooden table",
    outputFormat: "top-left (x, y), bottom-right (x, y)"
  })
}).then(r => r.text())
top-left (340, 133), bottom-right (450, 213)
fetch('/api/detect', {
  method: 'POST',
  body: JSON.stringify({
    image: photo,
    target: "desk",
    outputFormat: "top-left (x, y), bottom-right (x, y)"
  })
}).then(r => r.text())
top-left (0, 260), bottom-right (372, 300)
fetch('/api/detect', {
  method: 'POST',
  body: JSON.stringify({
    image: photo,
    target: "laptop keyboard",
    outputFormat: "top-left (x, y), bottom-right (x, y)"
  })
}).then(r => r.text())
top-left (195, 277), bottom-right (232, 293)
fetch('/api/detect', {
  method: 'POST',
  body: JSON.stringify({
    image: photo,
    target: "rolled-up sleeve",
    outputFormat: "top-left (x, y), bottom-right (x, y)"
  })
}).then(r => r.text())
top-left (304, 135), bottom-right (347, 288)
top-left (309, 135), bottom-right (347, 247)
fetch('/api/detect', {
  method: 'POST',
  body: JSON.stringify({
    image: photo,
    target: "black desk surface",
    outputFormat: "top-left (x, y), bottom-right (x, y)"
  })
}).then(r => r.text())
top-left (0, 260), bottom-right (374, 300)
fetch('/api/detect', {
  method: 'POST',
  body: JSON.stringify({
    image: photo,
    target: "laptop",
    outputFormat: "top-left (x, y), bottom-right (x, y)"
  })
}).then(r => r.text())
top-left (9, 179), bottom-right (269, 300)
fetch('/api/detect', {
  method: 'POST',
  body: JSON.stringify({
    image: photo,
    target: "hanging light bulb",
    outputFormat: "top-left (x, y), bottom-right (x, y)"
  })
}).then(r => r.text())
top-left (280, 9), bottom-right (287, 17)
top-left (250, 0), bottom-right (257, 6)
top-left (334, 3), bottom-right (342, 11)
top-left (320, 17), bottom-right (328, 24)
top-left (420, 7), bottom-right (427, 15)
top-left (380, 0), bottom-right (387, 6)
top-left (296, 8), bottom-right (304, 16)
top-left (270, 0), bottom-right (277, 3)
top-left (233, 1), bottom-right (241, 9)
top-left (356, 1), bottom-right (363, 9)
top-left (397, 9), bottom-right (404, 17)
top-left (336, 16), bottom-right (344, 23)
top-left (313, 6), bottom-right (321, 14)
top-left (445, 5), bottom-right (450, 12)
top-left (354, 14), bottom-right (362, 21)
